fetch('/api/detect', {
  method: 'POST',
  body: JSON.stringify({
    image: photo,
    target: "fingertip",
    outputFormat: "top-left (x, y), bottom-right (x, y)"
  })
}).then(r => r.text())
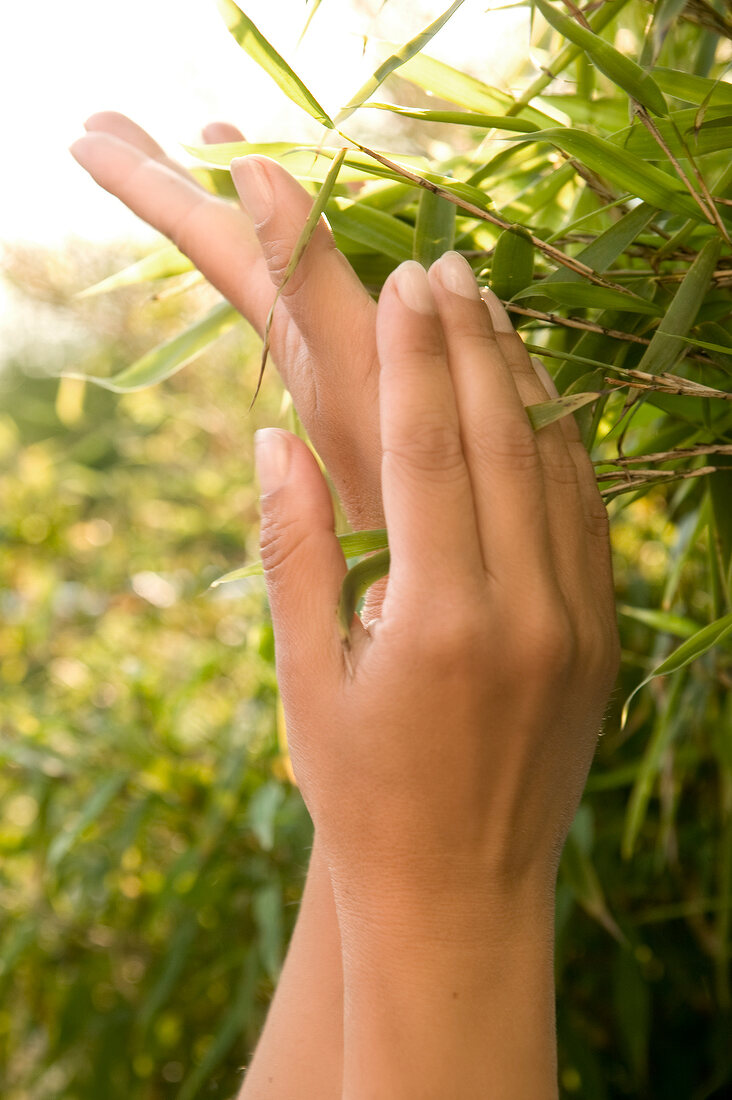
top-left (202, 121), bottom-right (246, 144)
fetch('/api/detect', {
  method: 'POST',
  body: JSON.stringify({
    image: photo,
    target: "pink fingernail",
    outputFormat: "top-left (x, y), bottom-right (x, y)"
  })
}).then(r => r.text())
top-left (255, 429), bottom-right (291, 493)
top-left (231, 156), bottom-right (273, 223)
top-left (480, 287), bottom-right (515, 333)
top-left (392, 261), bottom-right (435, 314)
top-left (432, 251), bottom-right (480, 299)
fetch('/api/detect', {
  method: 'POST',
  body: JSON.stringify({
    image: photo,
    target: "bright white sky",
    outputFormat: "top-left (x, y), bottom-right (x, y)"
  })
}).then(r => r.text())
top-left (0, 0), bottom-right (530, 245)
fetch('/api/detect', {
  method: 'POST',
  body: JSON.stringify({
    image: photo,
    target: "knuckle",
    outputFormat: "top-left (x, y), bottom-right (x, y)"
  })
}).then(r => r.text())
top-left (384, 417), bottom-right (465, 479)
top-left (416, 600), bottom-right (488, 665)
top-left (481, 415), bottom-right (541, 471)
top-left (521, 601), bottom-right (577, 676)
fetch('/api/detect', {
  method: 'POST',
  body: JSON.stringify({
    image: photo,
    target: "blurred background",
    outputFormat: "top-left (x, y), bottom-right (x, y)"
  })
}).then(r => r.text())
top-left (2, 1), bottom-right (731, 1098)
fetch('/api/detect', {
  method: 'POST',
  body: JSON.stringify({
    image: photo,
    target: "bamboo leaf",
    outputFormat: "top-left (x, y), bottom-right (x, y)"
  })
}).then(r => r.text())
top-left (637, 237), bottom-right (723, 374)
top-left (338, 548), bottom-right (391, 643)
top-left (359, 103), bottom-right (540, 132)
top-left (216, 0), bottom-right (334, 128)
top-left (76, 245), bottom-right (193, 298)
top-left (336, 0), bottom-right (468, 124)
top-left (491, 228), bottom-right (534, 301)
top-left (621, 610), bottom-right (732, 728)
top-left (653, 68), bottom-right (732, 107)
top-left (211, 528), bottom-right (389, 587)
top-left (512, 281), bottom-right (663, 315)
top-left (183, 140), bottom-right (428, 184)
top-left (396, 51), bottom-right (556, 128)
top-left (520, 128), bottom-right (702, 219)
top-left (253, 149), bottom-right (347, 404)
top-left (547, 203), bottom-right (657, 282)
top-left (413, 189), bottom-right (456, 267)
top-left (618, 605), bottom-right (701, 638)
top-left (61, 303), bottom-right (240, 392)
top-left (526, 392), bottom-right (602, 431)
top-left (327, 197), bottom-right (414, 261)
top-left (535, 0), bottom-right (668, 116)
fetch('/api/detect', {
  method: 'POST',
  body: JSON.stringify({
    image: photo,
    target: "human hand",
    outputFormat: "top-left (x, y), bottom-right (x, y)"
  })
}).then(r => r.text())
top-left (70, 115), bottom-right (382, 529)
top-left (256, 250), bottom-right (619, 909)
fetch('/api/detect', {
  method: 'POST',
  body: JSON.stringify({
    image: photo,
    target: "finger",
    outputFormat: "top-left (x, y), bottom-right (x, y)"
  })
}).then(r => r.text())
top-left (377, 261), bottom-right (484, 599)
top-left (478, 285), bottom-right (589, 599)
top-left (255, 429), bottom-right (359, 686)
top-left (202, 121), bottom-right (246, 144)
top-left (84, 111), bottom-right (193, 183)
top-left (70, 130), bottom-right (274, 333)
top-left (230, 155), bottom-right (382, 520)
top-left (531, 356), bottom-right (615, 612)
top-left (420, 253), bottom-right (552, 590)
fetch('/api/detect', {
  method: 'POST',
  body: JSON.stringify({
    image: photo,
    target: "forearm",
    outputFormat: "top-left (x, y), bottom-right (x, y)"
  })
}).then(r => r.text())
top-left (335, 876), bottom-right (558, 1100)
top-left (238, 839), bottom-right (343, 1099)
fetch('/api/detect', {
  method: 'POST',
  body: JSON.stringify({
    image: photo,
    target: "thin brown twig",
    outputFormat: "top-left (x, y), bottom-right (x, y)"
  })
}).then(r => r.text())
top-left (605, 368), bottom-right (732, 399)
top-left (599, 465), bottom-right (721, 498)
top-left (595, 444), bottom-right (732, 467)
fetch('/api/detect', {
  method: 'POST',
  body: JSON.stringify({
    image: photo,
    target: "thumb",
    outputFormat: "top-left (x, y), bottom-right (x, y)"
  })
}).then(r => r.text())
top-left (255, 429), bottom-right (348, 682)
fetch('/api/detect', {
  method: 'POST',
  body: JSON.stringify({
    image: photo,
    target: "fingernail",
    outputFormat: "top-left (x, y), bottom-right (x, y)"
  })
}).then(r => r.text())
top-left (432, 251), bottom-right (480, 299)
top-left (392, 261), bottom-right (435, 314)
top-left (231, 156), bottom-right (273, 223)
top-left (480, 287), bottom-right (515, 333)
top-left (255, 429), bottom-right (291, 494)
top-left (531, 356), bottom-right (560, 398)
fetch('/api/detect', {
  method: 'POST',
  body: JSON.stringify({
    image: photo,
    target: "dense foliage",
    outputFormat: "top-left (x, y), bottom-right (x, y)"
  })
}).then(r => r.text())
top-left (2, 0), bottom-right (732, 1096)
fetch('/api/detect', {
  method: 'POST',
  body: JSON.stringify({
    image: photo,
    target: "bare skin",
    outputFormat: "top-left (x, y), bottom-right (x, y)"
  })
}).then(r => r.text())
top-left (72, 121), bottom-right (619, 1096)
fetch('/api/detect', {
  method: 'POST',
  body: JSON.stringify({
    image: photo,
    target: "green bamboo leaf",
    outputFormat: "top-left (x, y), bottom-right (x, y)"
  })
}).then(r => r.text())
top-left (491, 228), bottom-right (534, 300)
top-left (512, 281), bottom-right (663, 315)
top-left (521, 128), bottom-right (701, 219)
top-left (561, 809), bottom-right (623, 940)
top-left (253, 149), bottom-right (347, 404)
top-left (535, 0), bottom-right (668, 116)
top-left (413, 189), bottom-right (456, 267)
top-left (216, 0), bottom-right (334, 128)
top-left (653, 68), bottom-right (732, 107)
top-left (641, 0), bottom-right (689, 67)
top-left (547, 203), bottom-right (657, 281)
top-left (76, 245), bottom-right (193, 298)
top-left (47, 773), bottom-right (128, 868)
top-left (183, 140), bottom-right (428, 184)
top-left (526, 392), bottom-right (602, 431)
top-left (327, 197), bottom-right (414, 261)
top-left (338, 548), bottom-right (391, 643)
top-left (359, 102), bottom-right (540, 132)
top-left (618, 605), bottom-right (701, 638)
top-left (211, 528), bottom-right (389, 587)
top-left (622, 670), bottom-right (689, 856)
top-left (615, 108), bottom-right (732, 160)
top-left (539, 94), bottom-right (630, 132)
top-left (336, 0), bottom-right (468, 124)
top-left (637, 237), bottom-right (723, 374)
top-left (621, 610), bottom-right (732, 728)
top-left (61, 303), bottom-right (241, 392)
top-left (397, 51), bottom-right (556, 129)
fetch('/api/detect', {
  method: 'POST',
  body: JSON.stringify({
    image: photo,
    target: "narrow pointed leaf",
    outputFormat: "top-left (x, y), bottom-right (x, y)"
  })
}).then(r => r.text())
top-left (547, 203), bottom-right (657, 283)
top-left (512, 281), bottom-right (663, 315)
top-left (535, 0), bottom-right (668, 116)
top-left (621, 610), bottom-right (732, 727)
top-left (526, 392), bottom-right (602, 431)
top-left (653, 68), bottom-right (732, 107)
top-left (413, 188), bottom-right (456, 267)
top-left (62, 302), bottom-right (240, 392)
top-left (76, 245), bottom-right (193, 298)
top-left (211, 528), bottom-right (389, 587)
top-left (216, 0), bottom-right (334, 128)
top-left (360, 103), bottom-right (540, 131)
top-left (327, 198), bottom-right (414, 261)
top-left (47, 773), bottom-right (128, 868)
top-left (521, 128), bottom-right (702, 219)
top-left (637, 237), bottom-right (723, 373)
top-left (338, 549), bottom-right (391, 642)
top-left (491, 228), bottom-right (534, 300)
top-left (336, 0), bottom-right (467, 124)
